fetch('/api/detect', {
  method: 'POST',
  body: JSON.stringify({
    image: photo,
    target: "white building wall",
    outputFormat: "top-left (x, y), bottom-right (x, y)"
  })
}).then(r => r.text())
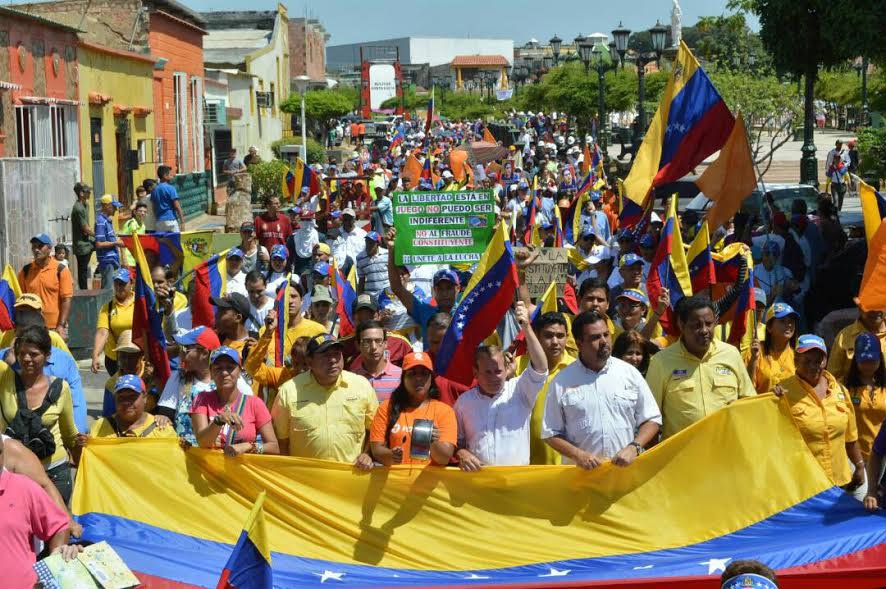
top-left (245, 13), bottom-right (288, 161)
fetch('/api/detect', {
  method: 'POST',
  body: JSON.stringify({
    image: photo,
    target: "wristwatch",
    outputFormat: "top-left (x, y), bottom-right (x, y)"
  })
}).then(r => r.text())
top-left (629, 441), bottom-right (644, 455)
top-left (213, 414), bottom-right (226, 427)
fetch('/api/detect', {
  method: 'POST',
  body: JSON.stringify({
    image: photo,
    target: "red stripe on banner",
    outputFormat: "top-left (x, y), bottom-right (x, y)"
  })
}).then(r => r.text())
top-left (133, 571), bottom-right (206, 589)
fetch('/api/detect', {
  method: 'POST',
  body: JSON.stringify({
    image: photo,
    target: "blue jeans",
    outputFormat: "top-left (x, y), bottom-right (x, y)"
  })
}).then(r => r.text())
top-left (97, 262), bottom-right (119, 289)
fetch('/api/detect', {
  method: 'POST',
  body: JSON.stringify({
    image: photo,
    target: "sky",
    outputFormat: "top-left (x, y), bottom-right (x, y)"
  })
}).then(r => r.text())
top-left (186, 0), bottom-right (757, 46)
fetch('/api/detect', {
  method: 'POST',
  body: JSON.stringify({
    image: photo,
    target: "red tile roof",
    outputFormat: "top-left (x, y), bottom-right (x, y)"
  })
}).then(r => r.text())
top-left (450, 55), bottom-right (509, 67)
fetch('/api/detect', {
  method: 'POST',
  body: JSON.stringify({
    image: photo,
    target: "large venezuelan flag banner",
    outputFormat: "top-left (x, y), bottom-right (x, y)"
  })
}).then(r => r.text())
top-left (622, 41), bottom-right (734, 222)
top-left (73, 396), bottom-right (886, 588)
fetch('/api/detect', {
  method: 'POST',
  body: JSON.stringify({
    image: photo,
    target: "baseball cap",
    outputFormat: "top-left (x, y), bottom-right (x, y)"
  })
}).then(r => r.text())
top-left (210, 293), bottom-right (252, 321)
top-left (14, 293), bottom-right (43, 310)
top-left (173, 326), bottom-right (221, 351)
top-left (113, 330), bottom-right (142, 354)
top-left (100, 194), bottom-right (123, 208)
top-left (113, 268), bottom-right (131, 283)
top-left (617, 288), bottom-right (649, 305)
top-left (307, 333), bottom-right (343, 355)
top-left (313, 261), bottom-right (330, 276)
top-left (722, 574), bottom-right (778, 589)
top-left (210, 345), bottom-right (241, 366)
top-left (402, 351), bottom-right (434, 373)
top-left (854, 332), bottom-right (882, 363)
top-left (754, 287), bottom-right (767, 307)
top-left (590, 191), bottom-right (601, 202)
top-left (314, 242), bottom-right (331, 256)
top-left (227, 247), bottom-right (244, 260)
top-left (796, 334), bottom-right (827, 354)
top-left (353, 293), bottom-right (377, 313)
top-left (271, 244), bottom-right (288, 260)
top-left (620, 253), bottom-right (644, 267)
top-left (114, 374), bottom-right (145, 395)
top-left (240, 221), bottom-right (255, 233)
top-left (342, 207), bottom-right (356, 217)
top-left (762, 241), bottom-right (781, 257)
top-left (433, 268), bottom-right (460, 286)
top-left (31, 233), bottom-right (53, 246)
top-left (312, 286), bottom-right (334, 304)
top-left (764, 302), bottom-right (799, 324)
top-left (365, 231), bottom-right (382, 244)
top-left (287, 205), bottom-right (302, 215)
top-left (639, 234), bottom-right (656, 249)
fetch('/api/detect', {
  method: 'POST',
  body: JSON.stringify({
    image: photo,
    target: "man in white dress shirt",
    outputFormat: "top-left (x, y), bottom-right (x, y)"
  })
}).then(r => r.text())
top-left (331, 208), bottom-right (366, 268)
top-left (543, 310), bottom-right (661, 469)
top-left (453, 301), bottom-right (548, 470)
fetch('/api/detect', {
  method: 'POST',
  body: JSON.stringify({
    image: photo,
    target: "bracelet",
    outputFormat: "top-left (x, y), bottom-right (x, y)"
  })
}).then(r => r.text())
top-left (212, 414), bottom-right (226, 427)
top-left (855, 460), bottom-right (865, 466)
top-left (256, 440), bottom-right (264, 455)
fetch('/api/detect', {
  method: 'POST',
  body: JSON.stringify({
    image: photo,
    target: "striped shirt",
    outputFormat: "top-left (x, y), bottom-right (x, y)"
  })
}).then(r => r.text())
top-left (349, 358), bottom-right (402, 402)
top-left (356, 247), bottom-right (390, 297)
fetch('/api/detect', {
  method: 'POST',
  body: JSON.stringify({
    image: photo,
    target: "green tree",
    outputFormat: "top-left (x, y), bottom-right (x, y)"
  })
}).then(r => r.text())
top-left (248, 160), bottom-right (289, 200)
top-left (281, 88), bottom-right (357, 140)
top-left (857, 127), bottom-right (886, 183)
top-left (269, 137), bottom-right (327, 164)
top-left (710, 71), bottom-right (802, 175)
top-left (693, 14), bottom-right (772, 74)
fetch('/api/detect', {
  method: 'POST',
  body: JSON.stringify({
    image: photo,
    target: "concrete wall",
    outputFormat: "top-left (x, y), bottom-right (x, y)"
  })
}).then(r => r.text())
top-left (78, 43), bottom-right (156, 206)
top-left (326, 37), bottom-right (410, 72)
top-left (326, 37), bottom-right (514, 71)
top-left (289, 18), bottom-right (327, 82)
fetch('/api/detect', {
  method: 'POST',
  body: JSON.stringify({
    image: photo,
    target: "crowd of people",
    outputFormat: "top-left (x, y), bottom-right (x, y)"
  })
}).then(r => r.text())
top-left (0, 110), bottom-right (879, 587)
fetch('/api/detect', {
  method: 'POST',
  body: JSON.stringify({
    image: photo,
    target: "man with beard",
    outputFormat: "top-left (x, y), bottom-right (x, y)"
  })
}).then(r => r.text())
top-left (645, 296), bottom-right (756, 439)
top-left (542, 310), bottom-right (660, 469)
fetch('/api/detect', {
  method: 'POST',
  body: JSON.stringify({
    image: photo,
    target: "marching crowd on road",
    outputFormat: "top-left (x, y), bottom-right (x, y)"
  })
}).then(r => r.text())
top-left (0, 109), bottom-right (880, 587)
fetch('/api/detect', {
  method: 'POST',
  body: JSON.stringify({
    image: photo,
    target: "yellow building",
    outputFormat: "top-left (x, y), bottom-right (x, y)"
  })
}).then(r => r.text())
top-left (78, 41), bottom-right (158, 211)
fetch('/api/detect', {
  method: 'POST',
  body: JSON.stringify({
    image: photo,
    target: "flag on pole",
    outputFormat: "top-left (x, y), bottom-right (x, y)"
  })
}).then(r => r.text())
top-left (695, 112), bottom-right (757, 231)
top-left (273, 277), bottom-right (290, 367)
top-left (436, 222), bottom-right (518, 385)
top-left (283, 167), bottom-right (296, 200)
top-left (859, 179), bottom-right (886, 243)
top-left (646, 195), bottom-right (692, 335)
top-left (581, 143), bottom-right (592, 176)
top-left (330, 258), bottom-right (357, 338)
top-left (563, 191), bottom-right (588, 245)
top-left (130, 233), bottom-right (172, 388)
top-left (686, 221), bottom-right (716, 293)
top-left (712, 244), bottom-right (756, 345)
top-left (622, 41), bottom-right (734, 225)
top-left (192, 253), bottom-right (228, 328)
top-left (424, 89), bottom-right (434, 136)
top-left (0, 264), bottom-right (22, 331)
top-left (216, 491), bottom-right (272, 589)
top-left (859, 221), bottom-right (886, 312)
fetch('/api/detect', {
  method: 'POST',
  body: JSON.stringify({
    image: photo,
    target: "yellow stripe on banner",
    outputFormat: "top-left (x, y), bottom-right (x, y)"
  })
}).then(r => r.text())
top-left (73, 396), bottom-right (831, 571)
top-left (623, 41), bottom-right (701, 206)
top-left (860, 179), bottom-right (885, 243)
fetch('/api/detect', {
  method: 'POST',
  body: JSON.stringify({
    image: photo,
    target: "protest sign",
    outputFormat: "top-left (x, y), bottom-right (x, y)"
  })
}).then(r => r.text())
top-left (393, 189), bottom-right (495, 265)
top-left (515, 247), bottom-right (569, 298)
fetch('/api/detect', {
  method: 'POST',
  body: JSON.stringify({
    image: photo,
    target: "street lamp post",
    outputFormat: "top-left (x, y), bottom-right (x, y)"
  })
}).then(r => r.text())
top-left (293, 75), bottom-right (310, 162)
top-left (550, 35), bottom-right (562, 66)
top-left (857, 57), bottom-right (869, 127)
top-left (611, 20), bottom-right (667, 148)
top-left (588, 42), bottom-right (617, 157)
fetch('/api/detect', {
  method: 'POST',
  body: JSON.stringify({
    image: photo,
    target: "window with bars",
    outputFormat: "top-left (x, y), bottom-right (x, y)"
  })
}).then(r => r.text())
top-left (14, 104), bottom-right (78, 158)
top-left (173, 72), bottom-right (189, 172)
top-left (137, 138), bottom-right (164, 164)
top-left (190, 77), bottom-right (205, 173)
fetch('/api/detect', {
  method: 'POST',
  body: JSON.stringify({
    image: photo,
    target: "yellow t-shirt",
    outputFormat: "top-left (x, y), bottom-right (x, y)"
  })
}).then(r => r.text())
top-left (778, 372), bottom-right (858, 486)
top-left (646, 338), bottom-right (757, 439)
top-left (271, 370), bottom-right (378, 462)
top-left (743, 344), bottom-right (795, 395)
top-left (259, 318), bottom-right (327, 364)
top-left (848, 384), bottom-right (886, 460)
top-left (828, 320), bottom-right (886, 382)
top-left (517, 352), bottom-right (576, 465)
top-left (0, 370), bottom-right (77, 466)
top-left (97, 295), bottom-right (135, 360)
top-left (89, 412), bottom-right (177, 438)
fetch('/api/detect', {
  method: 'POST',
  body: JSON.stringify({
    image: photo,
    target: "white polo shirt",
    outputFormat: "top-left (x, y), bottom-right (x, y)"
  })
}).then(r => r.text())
top-left (454, 366), bottom-right (547, 466)
top-left (543, 356), bottom-right (661, 462)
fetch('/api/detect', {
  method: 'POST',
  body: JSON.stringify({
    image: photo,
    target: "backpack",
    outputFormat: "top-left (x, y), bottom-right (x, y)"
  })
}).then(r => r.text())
top-left (1, 375), bottom-right (63, 460)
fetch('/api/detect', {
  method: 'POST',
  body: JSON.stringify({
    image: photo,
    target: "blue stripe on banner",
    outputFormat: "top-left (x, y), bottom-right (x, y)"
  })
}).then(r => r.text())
top-left (77, 488), bottom-right (886, 588)
top-left (435, 244), bottom-right (515, 375)
top-left (659, 68), bottom-right (724, 168)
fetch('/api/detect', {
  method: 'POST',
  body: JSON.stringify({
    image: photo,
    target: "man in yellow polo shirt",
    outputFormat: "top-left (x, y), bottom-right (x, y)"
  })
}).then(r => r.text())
top-left (271, 333), bottom-right (378, 465)
top-left (776, 334), bottom-right (863, 488)
top-left (646, 295), bottom-right (756, 439)
top-left (828, 302), bottom-right (886, 382)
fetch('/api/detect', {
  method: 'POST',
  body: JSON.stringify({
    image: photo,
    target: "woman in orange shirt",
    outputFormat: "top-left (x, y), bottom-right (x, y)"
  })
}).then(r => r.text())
top-left (369, 352), bottom-right (457, 466)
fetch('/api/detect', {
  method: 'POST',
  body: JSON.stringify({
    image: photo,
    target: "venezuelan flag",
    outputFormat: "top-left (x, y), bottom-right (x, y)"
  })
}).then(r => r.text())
top-left (273, 277), bottom-right (290, 367)
top-left (330, 258), bottom-right (357, 338)
top-left (646, 195), bottom-right (692, 335)
top-left (217, 492), bottom-right (272, 589)
top-left (130, 233), bottom-right (171, 388)
top-left (419, 156), bottom-right (432, 185)
top-left (552, 204), bottom-right (565, 248)
top-left (563, 191), bottom-right (588, 245)
top-left (523, 195), bottom-right (539, 244)
top-left (302, 165), bottom-right (322, 197)
top-left (0, 263), bottom-right (21, 331)
top-left (713, 243), bottom-right (756, 345)
top-left (292, 159), bottom-right (306, 196)
top-left (686, 221), bottom-right (716, 293)
top-left (283, 168), bottom-right (296, 200)
top-left (436, 222), bottom-right (518, 385)
top-left (860, 178), bottom-right (886, 242)
top-left (192, 253), bottom-right (228, 328)
top-left (121, 232), bottom-right (183, 272)
top-left (72, 397), bottom-right (886, 587)
top-left (623, 41), bottom-right (734, 218)
top-left (388, 129), bottom-right (406, 155)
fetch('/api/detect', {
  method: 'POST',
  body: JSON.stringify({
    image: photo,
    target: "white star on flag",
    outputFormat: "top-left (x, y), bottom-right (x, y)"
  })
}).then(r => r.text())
top-left (314, 570), bottom-right (346, 583)
top-left (633, 565), bottom-right (654, 570)
top-left (539, 567), bottom-right (571, 577)
top-left (464, 573), bottom-right (490, 579)
top-left (457, 322), bottom-right (465, 329)
top-left (700, 557), bottom-right (731, 574)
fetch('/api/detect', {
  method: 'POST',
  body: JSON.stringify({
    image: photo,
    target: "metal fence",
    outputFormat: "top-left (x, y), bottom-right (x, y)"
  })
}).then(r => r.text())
top-left (0, 157), bottom-right (80, 270)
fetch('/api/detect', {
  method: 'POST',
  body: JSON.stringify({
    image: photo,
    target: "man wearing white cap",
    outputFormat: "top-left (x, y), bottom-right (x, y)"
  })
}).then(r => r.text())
top-left (332, 207), bottom-right (366, 269)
